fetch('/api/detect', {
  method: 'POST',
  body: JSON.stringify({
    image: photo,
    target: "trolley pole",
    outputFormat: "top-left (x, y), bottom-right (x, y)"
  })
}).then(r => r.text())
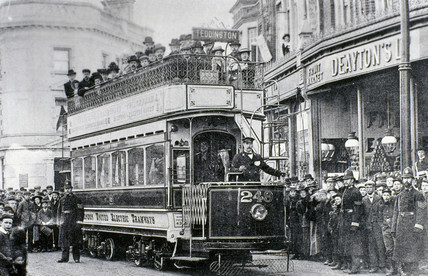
top-left (399, 0), bottom-right (412, 169)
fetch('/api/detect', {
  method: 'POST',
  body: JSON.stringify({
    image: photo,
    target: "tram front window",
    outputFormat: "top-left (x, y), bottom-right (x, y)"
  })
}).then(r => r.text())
top-left (146, 144), bottom-right (164, 185)
top-left (128, 148), bottom-right (144, 186)
top-left (84, 156), bottom-right (96, 188)
top-left (97, 153), bottom-right (111, 188)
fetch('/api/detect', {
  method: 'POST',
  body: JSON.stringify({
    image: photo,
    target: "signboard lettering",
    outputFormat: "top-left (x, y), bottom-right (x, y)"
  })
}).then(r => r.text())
top-left (305, 30), bottom-right (421, 90)
top-left (83, 210), bottom-right (169, 228)
top-left (192, 28), bottom-right (240, 42)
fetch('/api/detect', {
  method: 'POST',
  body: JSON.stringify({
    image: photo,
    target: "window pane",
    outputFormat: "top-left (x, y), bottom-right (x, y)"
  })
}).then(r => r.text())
top-left (173, 150), bottom-right (190, 184)
top-left (97, 153), bottom-right (111, 188)
top-left (72, 158), bottom-right (83, 189)
top-left (146, 144), bottom-right (164, 185)
top-left (84, 156), bottom-right (96, 189)
top-left (54, 49), bottom-right (69, 72)
top-left (112, 151), bottom-right (126, 187)
top-left (128, 148), bottom-right (144, 186)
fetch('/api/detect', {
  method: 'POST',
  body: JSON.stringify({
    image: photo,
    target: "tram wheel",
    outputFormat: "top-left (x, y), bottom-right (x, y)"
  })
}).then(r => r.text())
top-left (104, 238), bottom-right (115, 261)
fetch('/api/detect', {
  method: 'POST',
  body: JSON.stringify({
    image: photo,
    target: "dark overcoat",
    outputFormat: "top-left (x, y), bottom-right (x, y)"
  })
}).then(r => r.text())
top-left (63, 80), bottom-right (79, 98)
top-left (57, 193), bottom-right (84, 248)
top-left (231, 152), bottom-right (282, 181)
top-left (391, 187), bottom-right (426, 262)
top-left (78, 77), bottom-right (94, 97)
top-left (341, 186), bottom-right (364, 257)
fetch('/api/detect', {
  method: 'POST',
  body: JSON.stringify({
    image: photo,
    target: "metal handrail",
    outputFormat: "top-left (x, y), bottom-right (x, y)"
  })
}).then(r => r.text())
top-left (68, 54), bottom-right (263, 114)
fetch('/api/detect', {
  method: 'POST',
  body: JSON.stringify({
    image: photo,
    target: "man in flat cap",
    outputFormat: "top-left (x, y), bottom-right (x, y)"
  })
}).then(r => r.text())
top-left (63, 70), bottom-right (79, 98)
top-left (362, 180), bottom-right (386, 273)
top-left (228, 41), bottom-right (241, 61)
top-left (57, 181), bottom-right (84, 263)
top-left (231, 137), bottom-right (285, 182)
top-left (414, 147), bottom-right (428, 189)
top-left (153, 44), bottom-right (166, 61)
top-left (78, 69), bottom-right (94, 97)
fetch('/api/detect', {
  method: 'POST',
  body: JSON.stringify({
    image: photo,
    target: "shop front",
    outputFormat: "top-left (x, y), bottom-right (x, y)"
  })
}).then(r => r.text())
top-left (305, 25), bottom-right (428, 182)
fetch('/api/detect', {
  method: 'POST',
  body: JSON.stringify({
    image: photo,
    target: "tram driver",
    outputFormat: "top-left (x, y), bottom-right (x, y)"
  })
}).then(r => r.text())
top-left (231, 137), bottom-right (286, 182)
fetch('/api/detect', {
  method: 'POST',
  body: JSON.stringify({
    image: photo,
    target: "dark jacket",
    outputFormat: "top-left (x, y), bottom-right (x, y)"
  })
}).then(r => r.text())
top-left (391, 187), bottom-right (426, 262)
top-left (57, 193), bottom-right (84, 248)
top-left (78, 77), bottom-right (94, 97)
top-left (231, 151), bottom-right (282, 181)
top-left (64, 80), bottom-right (79, 98)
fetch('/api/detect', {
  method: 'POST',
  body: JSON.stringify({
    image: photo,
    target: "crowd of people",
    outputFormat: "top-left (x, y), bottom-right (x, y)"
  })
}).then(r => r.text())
top-left (0, 180), bottom-right (84, 275)
top-left (285, 154), bottom-right (428, 275)
top-left (64, 35), bottom-right (254, 99)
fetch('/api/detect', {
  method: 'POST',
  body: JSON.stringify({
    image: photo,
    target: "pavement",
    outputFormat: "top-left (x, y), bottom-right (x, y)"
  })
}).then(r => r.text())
top-left (26, 251), bottom-right (428, 276)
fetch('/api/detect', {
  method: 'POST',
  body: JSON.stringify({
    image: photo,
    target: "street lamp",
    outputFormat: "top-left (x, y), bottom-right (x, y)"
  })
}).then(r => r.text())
top-left (381, 128), bottom-right (397, 154)
top-left (345, 132), bottom-right (359, 156)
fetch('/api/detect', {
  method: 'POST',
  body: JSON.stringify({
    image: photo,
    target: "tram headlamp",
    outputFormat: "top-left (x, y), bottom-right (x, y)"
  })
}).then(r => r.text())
top-left (250, 204), bottom-right (268, 221)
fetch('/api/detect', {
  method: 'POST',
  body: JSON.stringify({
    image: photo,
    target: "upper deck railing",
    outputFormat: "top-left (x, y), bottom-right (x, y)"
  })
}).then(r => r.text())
top-left (68, 54), bottom-right (263, 115)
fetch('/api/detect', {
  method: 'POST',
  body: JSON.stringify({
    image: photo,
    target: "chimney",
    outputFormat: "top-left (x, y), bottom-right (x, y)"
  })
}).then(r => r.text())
top-left (101, 0), bottom-right (136, 22)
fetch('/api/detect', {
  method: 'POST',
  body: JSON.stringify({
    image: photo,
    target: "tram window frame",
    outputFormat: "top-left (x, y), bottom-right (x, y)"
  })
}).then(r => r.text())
top-left (83, 156), bottom-right (96, 189)
top-left (128, 147), bottom-right (145, 186)
top-left (72, 157), bottom-right (83, 189)
top-left (146, 143), bottom-right (165, 186)
top-left (112, 151), bottom-right (126, 187)
top-left (172, 148), bottom-right (190, 184)
top-left (97, 153), bottom-right (111, 188)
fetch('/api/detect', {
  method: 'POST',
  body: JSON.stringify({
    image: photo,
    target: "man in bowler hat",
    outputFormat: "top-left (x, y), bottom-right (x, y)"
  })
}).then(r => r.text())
top-left (63, 70), bottom-right (79, 98)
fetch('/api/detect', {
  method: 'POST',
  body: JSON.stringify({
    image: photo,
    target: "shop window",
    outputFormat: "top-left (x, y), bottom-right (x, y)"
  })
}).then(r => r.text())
top-left (97, 153), bottom-right (111, 188)
top-left (84, 156), bottom-right (96, 189)
top-left (296, 103), bottom-right (310, 178)
top-left (72, 158), bottom-right (83, 189)
top-left (128, 148), bottom-right (144, 186)
top-left (146, 144), bottom-right (164, 185)
top-left (112, 151), bottom-right (126, 187)
top-left (53, 48), bottom-right (70, 74)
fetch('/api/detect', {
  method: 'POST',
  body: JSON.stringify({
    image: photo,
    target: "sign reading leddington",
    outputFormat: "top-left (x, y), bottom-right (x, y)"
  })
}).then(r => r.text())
top-left (306, 29), bottom-right (422, 90)
top-left (192, 28), bottom-right (240, 42)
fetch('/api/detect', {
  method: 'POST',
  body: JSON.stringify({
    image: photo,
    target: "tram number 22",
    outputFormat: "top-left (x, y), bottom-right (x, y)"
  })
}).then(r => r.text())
top-left (240, 190), bottom-right (273, 203)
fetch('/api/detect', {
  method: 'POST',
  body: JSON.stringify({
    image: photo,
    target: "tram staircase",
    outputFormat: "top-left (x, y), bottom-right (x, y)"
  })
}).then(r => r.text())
top-left (172, 183), bottom-right (209, 262)
top-left (234, 114), bottom-right (261, 153)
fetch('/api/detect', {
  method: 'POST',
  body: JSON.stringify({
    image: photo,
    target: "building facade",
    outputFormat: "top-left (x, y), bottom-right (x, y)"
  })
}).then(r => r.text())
top-left (0, 0), bottom-right (152, 190)
top-left (232, 0), bottom-right (428, 183)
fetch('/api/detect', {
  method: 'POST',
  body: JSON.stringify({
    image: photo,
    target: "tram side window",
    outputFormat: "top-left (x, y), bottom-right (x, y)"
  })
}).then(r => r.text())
top-left (112, 151), bottom-right (126, 187)
top-left (84, 156), bottom-right (96, 188)
top-left (97, 153), bottom-right (111, 188)
top-left (146, 144), bottom-right (164, 185)
top-left (128, 148), bottom-right (144, 186)
top-left (72, 158), bottom-right (83, 189)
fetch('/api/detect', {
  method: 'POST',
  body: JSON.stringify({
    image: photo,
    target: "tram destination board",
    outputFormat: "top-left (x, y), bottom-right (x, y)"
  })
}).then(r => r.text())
top-left (192, 27), bottom-right (240, 43)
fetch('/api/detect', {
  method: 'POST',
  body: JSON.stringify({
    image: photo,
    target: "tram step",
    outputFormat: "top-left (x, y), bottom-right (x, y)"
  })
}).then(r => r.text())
top-left (170, 256), bottom-right (208, 262)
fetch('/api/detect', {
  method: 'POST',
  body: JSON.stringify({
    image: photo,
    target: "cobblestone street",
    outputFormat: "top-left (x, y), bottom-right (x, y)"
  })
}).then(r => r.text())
top-left (26, 251), bottom-right (428, 276)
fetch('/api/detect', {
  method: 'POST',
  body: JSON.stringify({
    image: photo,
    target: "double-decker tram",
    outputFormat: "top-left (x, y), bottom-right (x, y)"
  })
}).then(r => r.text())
top-left (66, 53), bottom-right (287, 272)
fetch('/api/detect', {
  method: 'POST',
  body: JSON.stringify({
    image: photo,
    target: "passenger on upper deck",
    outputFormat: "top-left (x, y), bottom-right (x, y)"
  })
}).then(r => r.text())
top-left (90, 72), bottom-right (103, 88)
top-left (203, 40), bottom-right (214, 55)
top-left (143, 36), bottom-right (155, 51)
top-left (211, 46), bottom-right (225, 81)
top-left (153, 44), bottom-right (165, 61)
top-left (229, 41), bottom-right (241, 61)
top-left (63, 69), bottom-right (79, 99)
top-left (107, 62), bottom-right (120, 79)
top-left (145, 49), bottom-right (157, 64)
top-left (78, 69), bottom-right (94, 97)
top-left (125, 55), bottom-right (139, 74)
top-left (168, 39), bottom-right (180, 56)
top-left (192, 41), bottom-right (205, 55)
top-left (139, 55), bottom-right (150, 68)
top-left (97, 69), bottom-right (109, 82)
